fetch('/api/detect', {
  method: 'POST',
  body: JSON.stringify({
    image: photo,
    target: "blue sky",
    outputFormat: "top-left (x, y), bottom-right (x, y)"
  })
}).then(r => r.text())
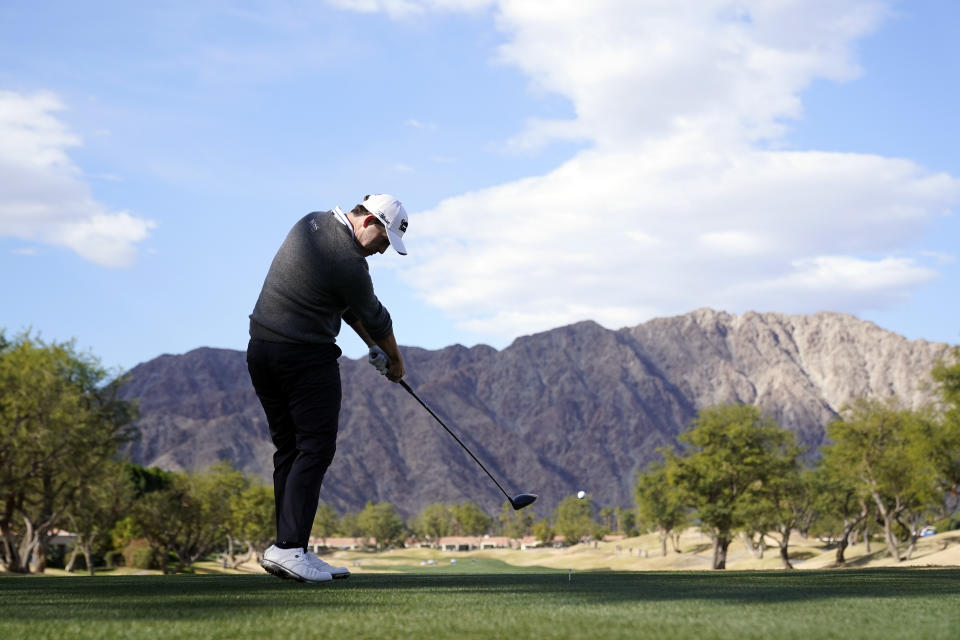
top-left (1, 0), bottom-right (957, 374)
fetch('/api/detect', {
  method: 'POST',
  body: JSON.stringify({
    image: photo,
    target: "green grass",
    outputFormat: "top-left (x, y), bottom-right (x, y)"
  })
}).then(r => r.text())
top-left (351, 555), bottom-right (563, 574)
top-left (2, 569), bottom-right (959, 639)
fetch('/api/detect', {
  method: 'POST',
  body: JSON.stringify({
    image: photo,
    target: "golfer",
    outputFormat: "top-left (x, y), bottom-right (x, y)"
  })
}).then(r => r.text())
top-left (246, 194), bottom-right (408, 583)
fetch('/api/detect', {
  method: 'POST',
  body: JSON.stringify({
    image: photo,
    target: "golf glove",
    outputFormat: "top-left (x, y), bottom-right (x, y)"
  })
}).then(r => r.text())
top-left (368, 345), bottom-right (389, 376)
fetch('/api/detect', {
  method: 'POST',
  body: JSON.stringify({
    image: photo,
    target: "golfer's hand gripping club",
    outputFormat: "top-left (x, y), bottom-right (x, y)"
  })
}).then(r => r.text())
top-left (368, 345), bottom-right (389, 376)
top-left (368, 344), bottom-right (405, 381)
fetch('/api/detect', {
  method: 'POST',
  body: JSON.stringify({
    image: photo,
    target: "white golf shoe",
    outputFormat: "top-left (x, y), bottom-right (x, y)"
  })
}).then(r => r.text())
top-left (304, 550), bottom-right (350, 579)
top-left (261, 545), bottom-right (333, 583)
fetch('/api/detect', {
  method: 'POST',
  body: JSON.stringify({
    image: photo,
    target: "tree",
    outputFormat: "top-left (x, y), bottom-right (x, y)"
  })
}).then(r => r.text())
top-left (811, 453), bottom-right (870, 565)
top-left (824, 398), bottom-right (949, 561)
top-left (131, 469), bottom-right (230, 573)
top-left (0, 333), bottom-right (137, 573)
top-left (597, 506), bottom-right (614, 537)
top-left (451, 501), bottom-right (493, 536)
top-left (727, 427), bottom-right (807, 570)
top-left (553, 495), bottom-right (593, 545)
top-left (230, 483), bottom-right (274, 565)
top-left (203, 463), bottom-right (276, 569)
top-left (635, 461), bottom-right (688, 556)
top-left (128, 464), bottom-right (175, 496)
top-left (668, 404), bottom-right (794, 570)
top-left (107, 465), bottom-right (174, 569)
top-left (614, 506), bottom-right (637, 536)
top-left (63, 460), bottom-right (135, 575)
top-left (412, 503), bottom-right (452, 546)
top-left (532, 519), bottom-right (554, 545)
top-left (357, 502), bottom-right (404, 550)
top-left (499, 501), bottom-right (535, 540)
top-left (931, 351), bottom-right (960, 519)
top-left (932, 348), bottom-right (960, 411)
top-left (337, 512), bottom-right (363, 540)
top-left (311, 503), bottom-right (340, 547)
top-left (205, 461), bottom-right (250, 568)
top-left (741, 465), bottom-right (815, 570)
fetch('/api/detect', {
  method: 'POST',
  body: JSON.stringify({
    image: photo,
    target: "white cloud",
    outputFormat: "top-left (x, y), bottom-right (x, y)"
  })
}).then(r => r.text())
top-left (405, 118), bottom-right (436, 130)
top-left (327, 0), bottom-right (492, 18)
top-left (698, 230), bottom-right (769, 256)
top-left (336, 1), bottom-right (959, 341)
top-left (919, 251), bottom-right (956, 266)
top-left (492, 0), bottom-right (887, 150)
top-left (404, 145), bottom-right (956, 335)
top-left (718, 256), bottom-right (939, 311)
top-left (0, 91), bottom-right (155, 267)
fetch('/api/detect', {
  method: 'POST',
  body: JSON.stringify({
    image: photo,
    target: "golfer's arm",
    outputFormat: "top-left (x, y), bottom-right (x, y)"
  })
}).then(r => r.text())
top-left (345, 315), bottom-right (377, 347)
top-left (345, 317), bottom-right (404, 366)
top-left (375, 332), bottom-right (404, 374)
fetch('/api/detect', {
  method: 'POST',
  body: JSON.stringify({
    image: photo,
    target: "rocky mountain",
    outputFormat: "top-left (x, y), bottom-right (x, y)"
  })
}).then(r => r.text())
top-left (118, 309), bottom-right (954, 518)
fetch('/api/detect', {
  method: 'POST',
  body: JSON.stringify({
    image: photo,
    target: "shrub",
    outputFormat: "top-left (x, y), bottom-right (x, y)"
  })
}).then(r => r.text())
top-left (123, 538), bottom-right (157, 570)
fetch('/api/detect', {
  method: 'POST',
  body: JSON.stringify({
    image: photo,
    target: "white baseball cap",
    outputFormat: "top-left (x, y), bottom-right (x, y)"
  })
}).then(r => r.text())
top-left (362, 193), bottom-right (408, 255)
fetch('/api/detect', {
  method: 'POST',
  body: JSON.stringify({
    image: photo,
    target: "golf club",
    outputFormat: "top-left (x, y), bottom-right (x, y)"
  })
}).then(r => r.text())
top-left (399, 379), bottom-right (538, 510)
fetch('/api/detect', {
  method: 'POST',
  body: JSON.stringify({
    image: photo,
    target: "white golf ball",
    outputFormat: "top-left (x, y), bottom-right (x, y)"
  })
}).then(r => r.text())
top-left (577, 490), bottom-right (586, 499)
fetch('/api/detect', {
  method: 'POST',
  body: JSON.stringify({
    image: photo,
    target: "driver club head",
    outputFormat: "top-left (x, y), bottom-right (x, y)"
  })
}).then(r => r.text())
top-left (509, 493), bottom-right (538, 510)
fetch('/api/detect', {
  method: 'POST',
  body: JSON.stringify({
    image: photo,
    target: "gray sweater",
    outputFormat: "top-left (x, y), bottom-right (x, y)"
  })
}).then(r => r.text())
top-left (249, 211), bottom-right (393, 344)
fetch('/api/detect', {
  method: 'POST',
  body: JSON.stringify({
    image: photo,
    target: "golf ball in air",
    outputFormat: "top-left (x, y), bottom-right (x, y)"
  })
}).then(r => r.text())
top-left (577, 490), bottom-right (586, 499)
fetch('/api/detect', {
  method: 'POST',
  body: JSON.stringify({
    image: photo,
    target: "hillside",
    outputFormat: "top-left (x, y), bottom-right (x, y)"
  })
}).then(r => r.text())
top-left (119, 309), bottom-right (954, 517)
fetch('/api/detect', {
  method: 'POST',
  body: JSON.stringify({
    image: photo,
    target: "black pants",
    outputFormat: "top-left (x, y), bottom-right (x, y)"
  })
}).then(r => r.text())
top-left (246, 339), bottom-right (342, 549)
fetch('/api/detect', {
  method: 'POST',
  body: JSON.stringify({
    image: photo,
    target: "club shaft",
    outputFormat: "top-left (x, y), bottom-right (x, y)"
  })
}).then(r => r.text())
top-left (399, 379), bottom-right (512, 502)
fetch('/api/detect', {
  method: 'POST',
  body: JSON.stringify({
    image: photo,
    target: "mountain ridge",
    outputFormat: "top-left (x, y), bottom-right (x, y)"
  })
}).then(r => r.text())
top-left (118, 309), bottom-right (954, 518)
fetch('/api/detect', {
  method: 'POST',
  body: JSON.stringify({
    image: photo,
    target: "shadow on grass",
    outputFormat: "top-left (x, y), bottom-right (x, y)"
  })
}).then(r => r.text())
top-left (1, 568), bottom-right (959, 624)
top-left (839, 550), bottom-right (899, 568)
top-left (340, 569), bottom-right (960, 604)
top-left (687, 543), bottom-right (713, 554)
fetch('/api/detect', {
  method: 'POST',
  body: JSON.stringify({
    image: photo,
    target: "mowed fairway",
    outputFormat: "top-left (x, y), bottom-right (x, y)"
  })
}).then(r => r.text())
top-left (2, 565), bottom-right (959, 639)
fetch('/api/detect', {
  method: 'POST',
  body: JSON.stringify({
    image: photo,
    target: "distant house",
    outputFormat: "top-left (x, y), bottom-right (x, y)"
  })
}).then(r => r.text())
top-left (49, 529), bottom-right (78, 548)
top-left (430, 535), bottom-right (525, 551)
top-left (478, 536), bottom-right (510, 550)
top-left (306, 536), bottom-right (371, 552)
top-left (309, 534), bottom-right (567, 552)
top-left (519, 536), bottom-right (543, 550)
top-left (438, 536), bottom-right (479, 552)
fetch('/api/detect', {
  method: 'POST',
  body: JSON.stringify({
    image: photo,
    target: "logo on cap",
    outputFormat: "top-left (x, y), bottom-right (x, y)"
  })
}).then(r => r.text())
top-left (363, 193), bottom-right (408, 255)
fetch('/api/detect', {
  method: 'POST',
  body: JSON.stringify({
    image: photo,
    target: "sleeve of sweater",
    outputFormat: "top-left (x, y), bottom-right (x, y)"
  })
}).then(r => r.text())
top-left (334, 256), bottom-right (393, 342)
